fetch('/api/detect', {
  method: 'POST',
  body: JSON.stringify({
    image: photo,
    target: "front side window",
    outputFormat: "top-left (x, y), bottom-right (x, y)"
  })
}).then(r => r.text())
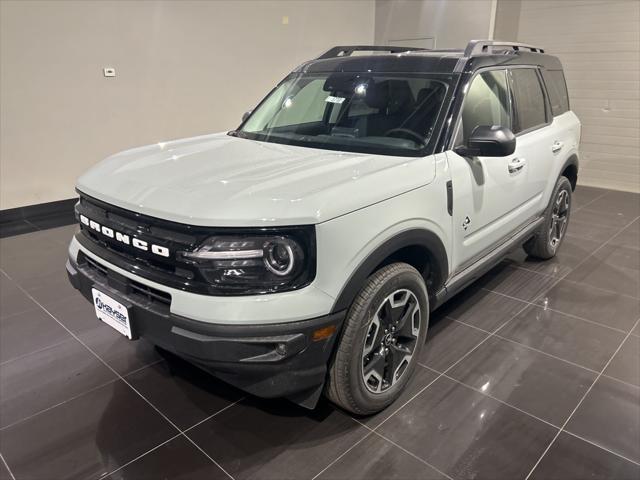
top-left (541, 69), bottom-right (569, 116)
top-left (457, 69), bottom-right (511, 145)
top-left (236, 72), bottom-right (451, 156)
top-left (510, 68), bottom-right (547, 132)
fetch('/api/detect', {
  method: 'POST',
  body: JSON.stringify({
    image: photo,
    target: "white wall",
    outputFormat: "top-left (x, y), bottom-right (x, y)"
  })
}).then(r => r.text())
top-left (517, 0), bottom-right (640, 192)
top-left (0, 0), bottom-right (375, 210)
top-left (374, 0), bottom-right (494, 48)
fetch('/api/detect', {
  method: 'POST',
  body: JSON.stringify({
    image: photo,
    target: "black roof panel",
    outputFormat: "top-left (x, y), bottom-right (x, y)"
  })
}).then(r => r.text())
top-left (295, 49), bottom-right (563, 75)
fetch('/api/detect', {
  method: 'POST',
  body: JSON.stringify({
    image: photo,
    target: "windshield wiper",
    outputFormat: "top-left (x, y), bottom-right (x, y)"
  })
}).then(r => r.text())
top-left (227, 130), bottom-right (248, 139)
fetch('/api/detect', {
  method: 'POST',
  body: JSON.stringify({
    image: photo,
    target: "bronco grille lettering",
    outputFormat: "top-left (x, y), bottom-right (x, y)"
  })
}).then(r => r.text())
top-left (79, 214), bottom-right (170, 257)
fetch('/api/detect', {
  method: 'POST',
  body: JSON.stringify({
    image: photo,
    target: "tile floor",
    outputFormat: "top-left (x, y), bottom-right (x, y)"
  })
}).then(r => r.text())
top-left (0, 186), bottom-right (638, 480)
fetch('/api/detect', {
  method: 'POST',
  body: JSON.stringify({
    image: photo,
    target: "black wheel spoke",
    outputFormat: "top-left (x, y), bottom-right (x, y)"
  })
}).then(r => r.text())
top-left (395, 300), bottom-right (416, 336)
top-left (364, 352), bottom-right (385, 378)
top-left (362, 289), bottom-right (421, 393)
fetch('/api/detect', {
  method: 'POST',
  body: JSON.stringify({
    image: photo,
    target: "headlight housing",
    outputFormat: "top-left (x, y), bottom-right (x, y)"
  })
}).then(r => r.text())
top-left (178, 228), bottom-right (315, 294)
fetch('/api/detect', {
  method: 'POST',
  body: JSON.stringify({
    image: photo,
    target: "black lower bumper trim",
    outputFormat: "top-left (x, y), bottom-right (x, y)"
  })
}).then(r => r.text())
top-left (67, 256), bottom-right (344, 408)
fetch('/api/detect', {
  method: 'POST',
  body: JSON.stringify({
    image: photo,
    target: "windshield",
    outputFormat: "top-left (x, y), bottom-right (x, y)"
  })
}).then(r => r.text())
top-left (234, 72), bottom-right (451, 156)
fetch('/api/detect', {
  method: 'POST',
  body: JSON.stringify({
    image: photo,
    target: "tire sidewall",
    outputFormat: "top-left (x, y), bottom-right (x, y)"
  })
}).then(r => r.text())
top-left (544, 176), bottom-right (573, 255)
top-left (344, 265), bottom-right (429, 412)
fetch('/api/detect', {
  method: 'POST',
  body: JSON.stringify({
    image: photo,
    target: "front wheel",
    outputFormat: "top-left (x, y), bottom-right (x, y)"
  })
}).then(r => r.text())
top-left (325, 263), bottom-right (428, 415)
top-left (524, 175), bottom-right (572, 259)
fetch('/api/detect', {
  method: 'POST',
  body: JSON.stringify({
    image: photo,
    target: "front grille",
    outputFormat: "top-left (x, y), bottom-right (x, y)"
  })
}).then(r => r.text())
top-left (80, 251), bottom-right (172, 307)
top-left (75, 193), bottom-right (219, 293)
top-left (74, 192), bottom-right (316, 295)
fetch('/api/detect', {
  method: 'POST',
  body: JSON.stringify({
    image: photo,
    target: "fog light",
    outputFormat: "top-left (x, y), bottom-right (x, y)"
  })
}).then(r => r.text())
top-left (275, 343), bottom-right (287, 356)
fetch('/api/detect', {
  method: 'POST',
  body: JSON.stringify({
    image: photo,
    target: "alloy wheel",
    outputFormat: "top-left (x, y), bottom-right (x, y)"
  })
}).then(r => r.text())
top-left (549, 189), bottom-right (570, 250)
top-left (361, 289), bottom-right (421, 393)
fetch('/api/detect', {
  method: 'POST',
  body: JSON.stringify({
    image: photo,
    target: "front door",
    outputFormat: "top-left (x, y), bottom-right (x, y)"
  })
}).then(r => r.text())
top-left (446, 68), bottom-right (537, 273)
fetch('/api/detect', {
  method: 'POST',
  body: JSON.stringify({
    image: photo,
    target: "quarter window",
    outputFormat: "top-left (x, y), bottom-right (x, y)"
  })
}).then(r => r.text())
top-left (510, 69), bottom-right (547, 133)
top-left (458, 70), bottom-right (511, 145)
top-left (541, 69), bottom-right (569, 116)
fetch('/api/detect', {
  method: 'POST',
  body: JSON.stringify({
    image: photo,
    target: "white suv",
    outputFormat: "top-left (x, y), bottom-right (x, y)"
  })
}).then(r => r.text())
top-left (67, 40), bottom-right (580, 414)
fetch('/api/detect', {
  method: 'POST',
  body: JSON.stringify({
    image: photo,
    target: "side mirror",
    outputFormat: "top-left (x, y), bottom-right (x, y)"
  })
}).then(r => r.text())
top-left (242, 110), bottom-right (252, 122)
top-left (454, 125), bottom-right (516, 157)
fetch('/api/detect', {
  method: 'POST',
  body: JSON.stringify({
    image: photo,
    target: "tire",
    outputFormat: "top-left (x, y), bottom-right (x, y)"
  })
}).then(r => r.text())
top-left (524, 175), bottom-right (572, 260)
top-left (325, 263), bottom-right (429, 415)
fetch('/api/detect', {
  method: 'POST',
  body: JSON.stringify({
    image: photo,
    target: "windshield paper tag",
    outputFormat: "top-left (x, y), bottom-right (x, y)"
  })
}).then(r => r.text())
top-left (325, 96), bottom-right (346, 104)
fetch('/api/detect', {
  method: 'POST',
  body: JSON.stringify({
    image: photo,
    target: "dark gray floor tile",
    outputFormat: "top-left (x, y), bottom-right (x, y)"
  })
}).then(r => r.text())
top-left (0, 380), bottom-right (177, 480)
top-left (47, 294), bottom-right (161, 375)
top-left (359, 366), bottom-right (438, 429)
top-left (0, 307), bottom-right (70, 363)
top-left (610, 219), bottom-right (640, 251)
top-left (419, 317), bottom-right (488, 372)
top-left (537, 279), bottom-right (640, 332)
top-left (567, 376), bottom-right (640, 463)
top-left (438, 285), bottom-right (526, 332)
top-left (566, 244), bottom-right (640, 298)
top-left (188, 398), bottom-right (368, 480)
top-left (477, 263), bottom-right (558, 302)
top-left (0, 230), bottom-right (69, 282)
top-left (0, 276), bottom-right (38, 319)
top-left (377, 376), bottom-right (557, 480)
top-left (78, 323), bottom-right (161, 376)
top-left (588, 190), bottom-right (640, 218)
top-left (106, 435), bottom-right (228, 480)
top-left (0, 337), bottom-right (117, 427)
top-left (572, 186), bottom-right (608, 210)
top-left (566, 218), bottom-right (618, 243)
top-left (125, 354), bottom-right (244, 430)
top-left (317, 433), bottom-right (447, 480)
top-left (571, 207), bottom-right (635, 229)
top-left (0, 457), bottom-right (12, 480)
top-left (604, 335), bottom-right (640, 387)
top-left (505, 236), bottom-right (601, 278)
top-left (0, 250), bottom-right (68, 284)
top-left (633, 322), bottom-right (640, 337)
top-left (496, 304), bottom-right (625, 371)
top-left (47, 291), bottom-right (104, 334)
top-left (16, 269), bottom-right (78, 308)
top-left (46, 223), bottom-right (79, 244)
top-left (448, 336), bottom-right (597, 425)
top-left (530, 431), bottom-right (640, 480)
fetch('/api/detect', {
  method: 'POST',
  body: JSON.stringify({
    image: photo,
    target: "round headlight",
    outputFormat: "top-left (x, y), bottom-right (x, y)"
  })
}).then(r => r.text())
top-left (264, 239), bottom-right (295, 276)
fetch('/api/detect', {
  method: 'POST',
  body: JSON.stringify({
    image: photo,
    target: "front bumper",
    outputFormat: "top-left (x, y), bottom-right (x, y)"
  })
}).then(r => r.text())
top-left (66, 253), bottom-right (344, 409)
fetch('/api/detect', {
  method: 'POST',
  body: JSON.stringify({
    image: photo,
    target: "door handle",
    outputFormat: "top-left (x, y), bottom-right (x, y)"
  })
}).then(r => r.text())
top-left (508, 157), bottom-right (527, 174)
top-left (551, 141), bottom-right (564, 153)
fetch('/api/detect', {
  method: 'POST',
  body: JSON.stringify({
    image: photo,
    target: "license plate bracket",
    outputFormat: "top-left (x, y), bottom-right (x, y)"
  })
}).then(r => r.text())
top-left (91, 287), bottom-right (136, 340)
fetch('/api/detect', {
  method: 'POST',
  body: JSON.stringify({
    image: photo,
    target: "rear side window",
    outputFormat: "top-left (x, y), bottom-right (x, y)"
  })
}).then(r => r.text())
top-left (510, 69), bottom-right (547, 133)
top-left (541, 69), bottom-right (569, 116)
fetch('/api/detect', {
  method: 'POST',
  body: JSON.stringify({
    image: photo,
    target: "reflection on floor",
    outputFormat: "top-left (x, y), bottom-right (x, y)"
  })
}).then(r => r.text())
top-left (0, 186), bottom-right (639, 479)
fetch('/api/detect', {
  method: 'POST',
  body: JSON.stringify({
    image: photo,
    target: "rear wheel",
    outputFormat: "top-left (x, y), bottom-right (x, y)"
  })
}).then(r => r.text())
top-left (524, 176), bottom-right (572, 259)
top-left (325, 263), bottom-right (428, 414)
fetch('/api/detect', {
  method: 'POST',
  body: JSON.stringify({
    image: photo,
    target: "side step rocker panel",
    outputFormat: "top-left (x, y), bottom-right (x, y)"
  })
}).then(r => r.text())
top-left (432, 216), bottom-right (545, 309)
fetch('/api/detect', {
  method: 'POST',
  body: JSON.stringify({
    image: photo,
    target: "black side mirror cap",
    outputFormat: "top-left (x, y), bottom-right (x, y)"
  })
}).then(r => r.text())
top-left (454, 125), bottom-right (516, 157)
top-left (242, 110), bottom-right (252, 122)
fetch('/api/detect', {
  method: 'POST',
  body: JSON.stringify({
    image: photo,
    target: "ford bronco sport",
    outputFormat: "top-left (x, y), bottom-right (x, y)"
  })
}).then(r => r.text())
top-left (67, 40), bottom-right (580, 414)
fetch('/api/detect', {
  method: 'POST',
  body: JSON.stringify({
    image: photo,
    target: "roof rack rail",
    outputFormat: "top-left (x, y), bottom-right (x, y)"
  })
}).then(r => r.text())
top-left (464, 39), bottom-right (545, 56)
top-left (316, 45), bottom-right (427, 60)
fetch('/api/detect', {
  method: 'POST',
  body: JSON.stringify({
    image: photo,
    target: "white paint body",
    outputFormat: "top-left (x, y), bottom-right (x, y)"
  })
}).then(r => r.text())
top-left (71, 110), bottom-right (580, 325)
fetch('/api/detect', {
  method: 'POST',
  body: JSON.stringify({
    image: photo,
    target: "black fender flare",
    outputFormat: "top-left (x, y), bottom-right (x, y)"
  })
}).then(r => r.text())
top-left (560, 154), bottom-right (579, 189)
top-left (330, 228), bottom-right (449, 313)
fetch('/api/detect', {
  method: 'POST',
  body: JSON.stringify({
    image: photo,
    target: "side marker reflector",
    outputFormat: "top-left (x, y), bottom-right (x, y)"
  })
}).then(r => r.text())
top-left (312, 325), bottom-right (337, 342)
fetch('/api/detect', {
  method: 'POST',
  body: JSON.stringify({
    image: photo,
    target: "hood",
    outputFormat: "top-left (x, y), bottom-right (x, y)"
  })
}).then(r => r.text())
top-left (77, 133), bottom-right (436, 226)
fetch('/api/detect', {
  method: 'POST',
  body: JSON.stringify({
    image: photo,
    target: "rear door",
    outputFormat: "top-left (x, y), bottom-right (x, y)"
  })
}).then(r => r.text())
top-left (507, 67), bottom-right (557, 214)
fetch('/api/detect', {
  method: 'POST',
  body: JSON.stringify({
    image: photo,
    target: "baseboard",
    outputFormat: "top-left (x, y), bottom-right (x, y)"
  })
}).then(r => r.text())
top-left (0, 198), bottom-right (78, 237)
